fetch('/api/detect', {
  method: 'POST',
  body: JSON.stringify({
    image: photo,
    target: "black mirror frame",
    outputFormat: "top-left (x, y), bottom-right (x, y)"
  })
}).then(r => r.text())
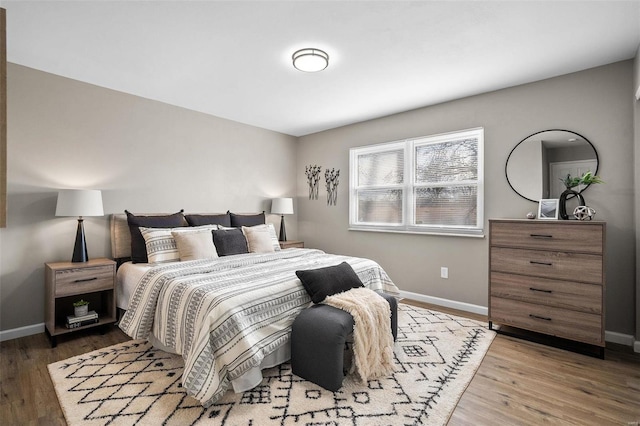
top-left (505, 129), bottom-right (599, 202)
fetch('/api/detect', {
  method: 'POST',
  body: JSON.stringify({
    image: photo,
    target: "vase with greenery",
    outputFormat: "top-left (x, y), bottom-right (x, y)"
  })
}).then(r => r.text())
top-left (73, 299), bottom-right (89, 317)
top-left (558, 171), bottom-right (603, 220)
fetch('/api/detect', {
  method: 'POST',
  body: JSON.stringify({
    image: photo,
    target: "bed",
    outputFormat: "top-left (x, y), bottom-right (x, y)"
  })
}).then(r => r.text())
top-left (111, 212), bottom-right (400, 407)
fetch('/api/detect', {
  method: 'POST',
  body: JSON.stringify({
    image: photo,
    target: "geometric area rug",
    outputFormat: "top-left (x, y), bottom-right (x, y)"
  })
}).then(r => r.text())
top-left (48, 304), bottom-right (495, 426)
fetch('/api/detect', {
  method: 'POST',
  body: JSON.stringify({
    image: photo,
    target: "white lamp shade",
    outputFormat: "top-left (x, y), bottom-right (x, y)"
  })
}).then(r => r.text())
top-left (55, 189), bottom-right (104, 217)
top-left (271, 198), bottom-right (294, 215)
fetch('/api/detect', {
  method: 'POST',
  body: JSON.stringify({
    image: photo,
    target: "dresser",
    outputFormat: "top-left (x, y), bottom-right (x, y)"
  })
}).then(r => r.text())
top-left (488, 219), bottom-right (605, 355)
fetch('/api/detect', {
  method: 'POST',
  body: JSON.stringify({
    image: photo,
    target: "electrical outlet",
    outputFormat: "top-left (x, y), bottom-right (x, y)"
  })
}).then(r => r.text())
top-left (440, 267), bottom-right (448, 279)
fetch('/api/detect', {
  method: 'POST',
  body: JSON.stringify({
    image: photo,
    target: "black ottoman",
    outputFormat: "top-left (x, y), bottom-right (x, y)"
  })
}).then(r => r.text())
top-left (291, 292), bottom-right (397, 391)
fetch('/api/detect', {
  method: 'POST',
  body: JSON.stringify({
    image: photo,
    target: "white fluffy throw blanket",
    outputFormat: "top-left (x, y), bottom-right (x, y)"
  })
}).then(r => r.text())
top-left (324, 288), bottom-right (395, 382)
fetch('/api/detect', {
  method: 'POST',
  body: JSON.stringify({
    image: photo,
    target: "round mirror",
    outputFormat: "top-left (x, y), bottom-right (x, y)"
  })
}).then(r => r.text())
top-left (506, 129), bottom-right (598, 202)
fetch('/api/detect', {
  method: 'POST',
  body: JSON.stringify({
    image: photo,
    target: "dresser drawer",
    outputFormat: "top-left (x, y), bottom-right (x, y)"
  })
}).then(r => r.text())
top-left (490, 221), bottom-right (603, 254)
top-left (55, 265), bottom-right (115, 297)
top-left (490, 297), bottom-right (603, 346)
top-left (491, 247), bottom-right (602, 284)
top-left (490, 272), bottom-right (602, 314)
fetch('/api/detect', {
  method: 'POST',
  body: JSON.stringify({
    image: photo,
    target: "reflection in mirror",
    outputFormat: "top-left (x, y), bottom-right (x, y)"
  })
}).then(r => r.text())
top-left (506, 130), bottom-right (598, 202)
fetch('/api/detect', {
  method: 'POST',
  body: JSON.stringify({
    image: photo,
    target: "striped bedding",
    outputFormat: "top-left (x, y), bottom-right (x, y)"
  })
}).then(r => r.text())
top-left (118, 248), bottom-right (400, 406)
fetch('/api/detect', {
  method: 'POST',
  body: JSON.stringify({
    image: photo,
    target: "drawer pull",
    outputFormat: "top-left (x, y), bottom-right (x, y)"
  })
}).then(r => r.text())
top-left (73, 277), bottom-right (98, 283)
top-left (530, 233), bottom-right (553, 239)
top-left (529, 314), bottom-right (552, 321)
top-left (529, 287), bottom-right (553, 294)
top-left (529, 260), bottom-right (553, 266)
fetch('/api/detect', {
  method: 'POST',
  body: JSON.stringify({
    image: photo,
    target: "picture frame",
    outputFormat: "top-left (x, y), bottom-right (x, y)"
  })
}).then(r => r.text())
top-left (538, 199), bottom-right (559, 220)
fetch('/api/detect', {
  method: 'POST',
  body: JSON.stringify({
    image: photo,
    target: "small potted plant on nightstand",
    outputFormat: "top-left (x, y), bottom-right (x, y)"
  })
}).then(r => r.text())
top-left (73, 299), bottom-right (89, 317)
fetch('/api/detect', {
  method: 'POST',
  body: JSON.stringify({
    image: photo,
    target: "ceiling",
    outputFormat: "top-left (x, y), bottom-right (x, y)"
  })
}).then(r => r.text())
top-left (4, 1), bottom-right (640, 137)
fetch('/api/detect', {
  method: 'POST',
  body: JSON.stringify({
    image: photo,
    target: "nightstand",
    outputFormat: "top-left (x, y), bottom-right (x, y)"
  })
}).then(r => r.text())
top-left (279, 240), bottom-right (304, 249)
top-left (45, 258), bottom-right (117, 347)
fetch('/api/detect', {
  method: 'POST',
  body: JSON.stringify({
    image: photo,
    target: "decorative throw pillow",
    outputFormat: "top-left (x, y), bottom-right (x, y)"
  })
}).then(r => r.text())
top-left (229, 211), bottom-right (265, 227)
top-left (185, 213), bottom-right (231, 227)
top-left (296, 262), bottom-right (365, 304)
top-left (242, 226), bottom-right (275, 253)
top-left (242, 224), bottom-right (281, 253)
top-left (140, 225), bottom-right (218, 263)
top-left (172, 229), bottom-right (218, 261)
top-left (212, 228), bottom-right (249, 256)
top-left (139, 227), bottom-right (182, 263)
top-left (125, 210), bottom-right (186, 263)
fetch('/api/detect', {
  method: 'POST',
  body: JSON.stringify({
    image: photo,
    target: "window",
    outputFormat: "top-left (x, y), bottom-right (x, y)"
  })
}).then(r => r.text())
top-left (349, 128), bottom-right (484, 236)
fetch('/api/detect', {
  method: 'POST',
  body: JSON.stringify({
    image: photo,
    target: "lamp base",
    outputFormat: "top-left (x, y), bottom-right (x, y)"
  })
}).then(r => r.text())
top-left (72, 218), bottom-right (89, 263)
top-left (279, 215), bottom-right (287, 242)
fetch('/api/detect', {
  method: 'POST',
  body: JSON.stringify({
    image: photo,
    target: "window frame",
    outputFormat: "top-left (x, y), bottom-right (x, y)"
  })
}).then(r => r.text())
top-left (349, 127), bottom-right (484, 237)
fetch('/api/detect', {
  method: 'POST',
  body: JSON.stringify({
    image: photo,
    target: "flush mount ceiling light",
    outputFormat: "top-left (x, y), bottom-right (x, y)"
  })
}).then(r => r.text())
top-left (292, 48), bottom-right (329, 72)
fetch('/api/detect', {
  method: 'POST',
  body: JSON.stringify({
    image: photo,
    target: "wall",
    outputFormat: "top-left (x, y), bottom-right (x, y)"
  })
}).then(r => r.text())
top-left (0, 64), bottom-right (298, 333)
top-left (297, 60), bottom-right (636, 337)
top-left (1, 59), bottom-right (637, 342)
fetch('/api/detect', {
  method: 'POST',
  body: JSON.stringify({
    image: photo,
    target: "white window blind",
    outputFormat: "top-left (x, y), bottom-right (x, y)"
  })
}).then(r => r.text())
top-left (350, 128), bottom-right (484, 236)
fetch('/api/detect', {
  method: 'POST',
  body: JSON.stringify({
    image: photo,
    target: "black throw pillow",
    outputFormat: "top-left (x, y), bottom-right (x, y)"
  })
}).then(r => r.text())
top-left (296, 262), bottom-right (364, 304)
top-left (125, 210), bottom-right (186, 263)
top-left (229, 211), bottom-right (265, 227)
top-left (185, 213), bottom-right (232, 227)
top-left (212, 228), bottom-right (249, 256)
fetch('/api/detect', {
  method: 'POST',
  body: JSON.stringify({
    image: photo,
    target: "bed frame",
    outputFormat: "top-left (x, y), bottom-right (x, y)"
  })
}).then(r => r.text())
top-left (110, 214), bottom-right (133, 260)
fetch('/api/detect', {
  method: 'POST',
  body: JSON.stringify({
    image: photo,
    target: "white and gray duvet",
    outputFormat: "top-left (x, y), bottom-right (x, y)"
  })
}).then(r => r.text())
top-left (118, 248), bottom-right (400, 406)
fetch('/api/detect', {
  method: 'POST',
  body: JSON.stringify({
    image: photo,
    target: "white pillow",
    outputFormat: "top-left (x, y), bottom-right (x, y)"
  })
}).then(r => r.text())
top-left (139, 227), bottom-right (181, 263)
top-left (223, 224), bottom-right (280, 251)
top-left (172, 229), bottom-right (218, 261)
top-left (266, 223), bottom-right (282, 251)
top-left (242, 225), bottom-right (273, 253)
top-left (242, 224), bottom-right (281, 253)
top-left (140, 225), bottom-right (218, 263)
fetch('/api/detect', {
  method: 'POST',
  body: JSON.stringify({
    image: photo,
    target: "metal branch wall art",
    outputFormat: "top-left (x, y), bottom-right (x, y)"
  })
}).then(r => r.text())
top-left (325, 168), bottom-right (340, 206)
top-left (305, 165), bottom-right (322, 200)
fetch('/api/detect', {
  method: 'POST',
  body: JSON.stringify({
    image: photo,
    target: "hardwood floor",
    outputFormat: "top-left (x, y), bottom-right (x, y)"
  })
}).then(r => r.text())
top-left (404, 300), bottom-right (640, 425)
top-left (1, 302), bottom-right (639, 425)
top-left (0, 327), bottom-right (130, 425)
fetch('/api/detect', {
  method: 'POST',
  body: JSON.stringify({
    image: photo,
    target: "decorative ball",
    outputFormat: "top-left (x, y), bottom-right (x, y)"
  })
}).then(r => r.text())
top-left (526, 212), bottom-right (536, 219)
top-left (573, 206), bottom-right (595, 221)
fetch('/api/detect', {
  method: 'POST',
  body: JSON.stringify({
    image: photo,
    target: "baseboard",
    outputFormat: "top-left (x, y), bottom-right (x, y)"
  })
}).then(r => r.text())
top-left (398, 290), bottom-right (488, 316)
top-left (604, 330), bottom-right (635, 347)
top-left (0, 323), bottom-right (44, 342)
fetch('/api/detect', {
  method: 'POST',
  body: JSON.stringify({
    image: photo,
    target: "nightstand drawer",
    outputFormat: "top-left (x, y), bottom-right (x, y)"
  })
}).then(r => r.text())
top-left (280, 241), bottom-right (304, 249)
top-left (55, 265), bottom-right (114, 297)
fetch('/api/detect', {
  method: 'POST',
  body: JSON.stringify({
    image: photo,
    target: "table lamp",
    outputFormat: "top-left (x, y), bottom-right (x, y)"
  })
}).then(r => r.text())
top-left (271, 198), bottom-right (294, 242)
top-left (55, 189), bottom-right (104, 262)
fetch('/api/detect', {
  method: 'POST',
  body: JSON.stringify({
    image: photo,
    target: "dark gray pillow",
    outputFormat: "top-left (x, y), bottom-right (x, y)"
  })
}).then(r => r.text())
top-left (185, 213), bottom-right (231, 227)
top-left (229, 211), bottom-right (265, 227)
top-left (295, 262), bottom-right (364, 304)
top-left (212, 228), bottom-right (249, 256)
top-left (125, 210), bottom-right (186, 263)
